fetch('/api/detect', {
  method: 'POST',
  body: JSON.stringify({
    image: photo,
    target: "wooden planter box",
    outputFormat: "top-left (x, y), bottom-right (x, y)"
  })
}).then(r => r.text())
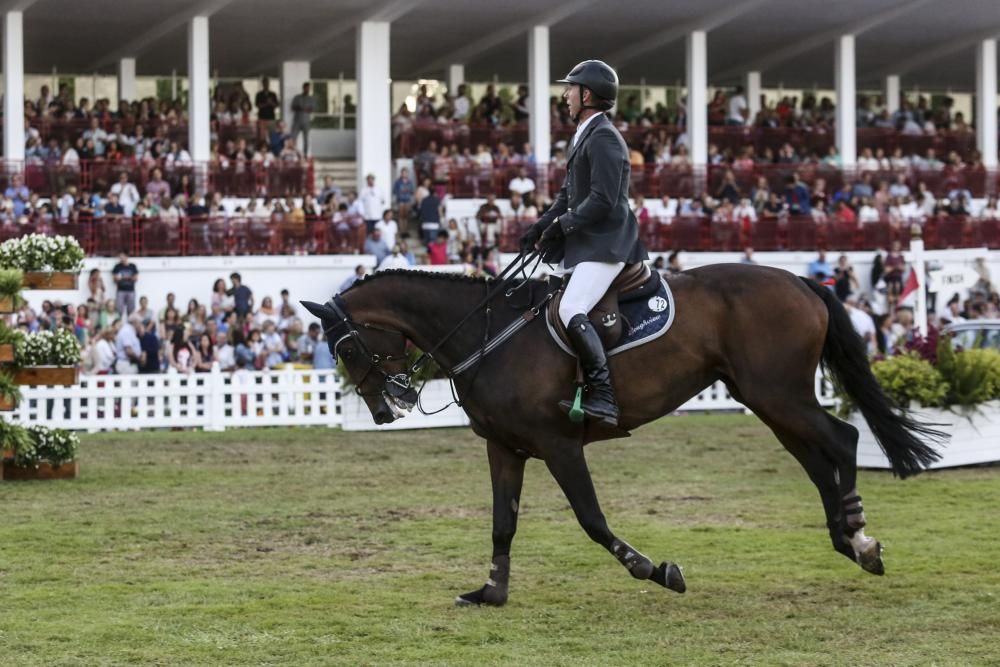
top-left (0, 295), bottom-right (13, 313)
top-left (852, 400), bottom-right (1000, 470)
top-left (0, 343), bottom-right (13, 362)
top-left (22, 272), bottom-right (79, 290)
top-left (12, 366), bottom-right (79, 386)
top-left (0, 394), bottom-right (16, 411)
top-left (2, 459), bottom-right (78, 481)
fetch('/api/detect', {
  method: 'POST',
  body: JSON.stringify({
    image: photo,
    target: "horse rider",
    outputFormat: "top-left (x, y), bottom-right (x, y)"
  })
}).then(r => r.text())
top-left (519, 60), bottom-right (648, 427)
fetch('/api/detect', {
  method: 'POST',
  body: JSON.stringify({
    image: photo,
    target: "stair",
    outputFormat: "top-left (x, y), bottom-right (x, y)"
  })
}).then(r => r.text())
top-left (313, 160), bottom-right (357, 194)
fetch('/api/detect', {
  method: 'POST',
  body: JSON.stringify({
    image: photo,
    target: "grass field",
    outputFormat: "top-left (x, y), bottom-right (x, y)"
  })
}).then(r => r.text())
top-left (1, 415), bottom-right (998, 666)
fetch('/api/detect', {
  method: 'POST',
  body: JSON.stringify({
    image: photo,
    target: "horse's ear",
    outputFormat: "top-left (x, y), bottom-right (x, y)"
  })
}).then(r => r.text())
top-left (301, 300), bottom-right (333, 320)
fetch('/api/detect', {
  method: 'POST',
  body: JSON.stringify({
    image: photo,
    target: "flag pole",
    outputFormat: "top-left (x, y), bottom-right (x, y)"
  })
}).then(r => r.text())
top-left (910, 223), bottom-right (927, 336)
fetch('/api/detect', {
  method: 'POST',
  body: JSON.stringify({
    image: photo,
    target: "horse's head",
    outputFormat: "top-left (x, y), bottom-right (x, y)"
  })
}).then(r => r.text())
top-left (302, 298), bottom-right (418, 424)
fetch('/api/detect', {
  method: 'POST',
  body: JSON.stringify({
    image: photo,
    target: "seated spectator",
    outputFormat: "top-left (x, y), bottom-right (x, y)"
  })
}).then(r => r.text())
top-left (4, 174), bottom-right (30, 219)
top-left (253, 296), bottom-right (280, 329)
top-left (980, 195), bottom-right (1000, 220)
top-left (215, 331), bottom-right (236, 371)
top-left (508, 167), bottom-right (536, 197)
top-left (858, 198), bottom-right (880, 224)
top-left (807, 250), bottom-right (834, 282)
top-left (110, 172), bottom-right (141, 216)
top-left (260, 320), bottom-right (286, 368)
top-left (363, 228), bottom-right (391, 266)
top-left (761, 192), bottom-right (787, 219)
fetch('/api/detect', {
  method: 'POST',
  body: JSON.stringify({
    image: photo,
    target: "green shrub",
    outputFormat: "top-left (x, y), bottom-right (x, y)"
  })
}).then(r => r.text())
top-left (870, 353), bottom-right (949, 408)
top-left (940, 347), bottom-right (1000, 406)
top-left (0, 268), bottom-right (23, 299)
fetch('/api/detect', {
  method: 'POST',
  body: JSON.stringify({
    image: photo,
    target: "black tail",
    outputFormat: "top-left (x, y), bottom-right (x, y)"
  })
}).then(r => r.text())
top-left (800, 278), bottom-right (943, 478)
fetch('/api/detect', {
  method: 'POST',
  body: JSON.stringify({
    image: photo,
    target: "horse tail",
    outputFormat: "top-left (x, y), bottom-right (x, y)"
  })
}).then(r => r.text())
top-left (799, 277), bottom-right (943, 478)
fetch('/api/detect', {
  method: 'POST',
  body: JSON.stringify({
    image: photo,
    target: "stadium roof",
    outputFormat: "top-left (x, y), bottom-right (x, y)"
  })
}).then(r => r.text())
top-left (14, 0), bottom-right (1000, 90)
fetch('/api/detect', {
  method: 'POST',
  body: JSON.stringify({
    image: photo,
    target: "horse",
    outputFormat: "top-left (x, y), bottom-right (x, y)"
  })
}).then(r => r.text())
top-left (302, 263), bottom-right (941, 606)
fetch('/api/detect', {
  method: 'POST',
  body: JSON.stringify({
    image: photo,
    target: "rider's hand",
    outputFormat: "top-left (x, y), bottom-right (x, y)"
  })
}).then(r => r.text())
top-left (519, 225), bottom-right (541, 254)
top-left (537, 223), bottom-right (565, 263)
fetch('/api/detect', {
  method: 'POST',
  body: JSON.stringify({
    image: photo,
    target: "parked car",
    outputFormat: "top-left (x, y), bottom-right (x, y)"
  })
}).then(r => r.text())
top-left (943, 319), bottom-right (1000, 350)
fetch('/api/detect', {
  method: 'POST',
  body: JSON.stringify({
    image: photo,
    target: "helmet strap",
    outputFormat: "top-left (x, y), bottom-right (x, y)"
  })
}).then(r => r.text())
top-left (573, 85), bottom-right (606, 124)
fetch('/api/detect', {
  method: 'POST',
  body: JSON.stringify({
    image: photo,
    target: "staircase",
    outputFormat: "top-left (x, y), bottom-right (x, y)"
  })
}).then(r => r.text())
top-left (313, 160), bottom-right (357, 194)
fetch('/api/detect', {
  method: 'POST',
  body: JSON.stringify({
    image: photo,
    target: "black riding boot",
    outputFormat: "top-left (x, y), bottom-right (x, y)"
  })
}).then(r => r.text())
top-left (561, 313), bottom-right (620, 426)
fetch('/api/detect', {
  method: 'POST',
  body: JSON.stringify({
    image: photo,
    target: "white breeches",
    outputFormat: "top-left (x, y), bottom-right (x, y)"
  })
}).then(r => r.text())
top-left (558, 261), bottom-right (626, 326)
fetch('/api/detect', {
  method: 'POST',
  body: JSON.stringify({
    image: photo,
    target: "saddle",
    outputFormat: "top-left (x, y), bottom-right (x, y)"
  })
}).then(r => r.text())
top-left (547, 262), bottom-right (659, 350)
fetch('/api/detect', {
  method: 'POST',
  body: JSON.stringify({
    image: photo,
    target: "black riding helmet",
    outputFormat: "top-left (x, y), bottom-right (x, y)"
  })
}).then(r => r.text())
top-left (558, 59), bottom-right (618, 119)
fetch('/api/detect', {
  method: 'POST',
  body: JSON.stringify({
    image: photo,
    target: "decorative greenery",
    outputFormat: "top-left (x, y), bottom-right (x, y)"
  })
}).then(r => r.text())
top-left (839, 334), bottom-right (1000, 415)
top-left (0, 371), bottom-right (22, 407)
top-left (5, 424), bottom-right (79, 468)
top-left (12, 328), bottom-right (81, 367)
top-left (0, 234), bottom-right (86, 272)
top-left (0, 268), bottom-right (24, 299)
top-left (0, 322), bottom-right (22, 345)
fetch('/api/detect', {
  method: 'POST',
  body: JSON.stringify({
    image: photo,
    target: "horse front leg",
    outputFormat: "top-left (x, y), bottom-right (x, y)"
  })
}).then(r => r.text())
top-left (544, 444), bottom-right (685, 594)
top-left (456, 439), bottom-right (526, 606)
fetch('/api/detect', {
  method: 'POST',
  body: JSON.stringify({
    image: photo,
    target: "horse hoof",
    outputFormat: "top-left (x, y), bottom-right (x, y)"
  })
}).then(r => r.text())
top-left (650, 561), bottom-right (686, 593)
top-left (455, 585), bottom-right (507, 607)
top-left (857, 540), bottom-right (885, 576)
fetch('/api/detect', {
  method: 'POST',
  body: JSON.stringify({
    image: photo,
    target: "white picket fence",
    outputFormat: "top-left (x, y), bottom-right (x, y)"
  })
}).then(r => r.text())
top-left (10, 368), bottom-right (836, 433)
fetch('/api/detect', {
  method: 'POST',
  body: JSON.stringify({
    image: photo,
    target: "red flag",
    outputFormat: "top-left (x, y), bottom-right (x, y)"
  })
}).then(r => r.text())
top-left (899, 269), bottom-right (919, 301)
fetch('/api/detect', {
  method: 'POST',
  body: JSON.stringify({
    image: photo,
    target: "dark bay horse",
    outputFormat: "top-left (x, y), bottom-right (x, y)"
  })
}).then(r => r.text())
top-left (302, 264), bottom-right (941, 606)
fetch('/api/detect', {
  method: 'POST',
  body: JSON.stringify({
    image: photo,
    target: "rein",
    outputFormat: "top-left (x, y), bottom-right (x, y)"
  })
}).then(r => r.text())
top-left (325, 249), bottom-right (548, 412)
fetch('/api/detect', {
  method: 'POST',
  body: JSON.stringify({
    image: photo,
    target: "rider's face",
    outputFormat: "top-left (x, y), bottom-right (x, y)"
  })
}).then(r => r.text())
top-left (563, 85), bottom-right (582, 118)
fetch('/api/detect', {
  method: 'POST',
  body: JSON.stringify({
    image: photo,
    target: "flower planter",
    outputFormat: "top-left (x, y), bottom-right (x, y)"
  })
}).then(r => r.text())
top-left (0, 395), bottom-right (16, 411)
top-left (0, 296), bottom-right (13, 313)
top-left (12, 366), bottom-right (79, 386)
top-left (1, 458), bottom-right (78, 481)
top-left (21, 272), bottom-right (79, 290)
top-left (0, 343), bottom-right (13, 362)
top-left (851, 400), bottom-right (1000, 470)
top-left (340, 379), bottom-right (470, 431)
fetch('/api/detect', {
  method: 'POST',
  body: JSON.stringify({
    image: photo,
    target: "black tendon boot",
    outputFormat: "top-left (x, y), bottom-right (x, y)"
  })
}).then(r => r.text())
top-left (559, 313), bottom-right (620, 426)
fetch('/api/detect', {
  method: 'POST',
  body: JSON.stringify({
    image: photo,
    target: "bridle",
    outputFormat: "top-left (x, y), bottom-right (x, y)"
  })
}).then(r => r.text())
top-left (323, 249), bottom-right (544, 411)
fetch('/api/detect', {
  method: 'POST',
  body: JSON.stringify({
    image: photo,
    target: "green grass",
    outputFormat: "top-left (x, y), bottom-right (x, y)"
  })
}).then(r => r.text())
top-left (1, 415), bottom-right (998, 666)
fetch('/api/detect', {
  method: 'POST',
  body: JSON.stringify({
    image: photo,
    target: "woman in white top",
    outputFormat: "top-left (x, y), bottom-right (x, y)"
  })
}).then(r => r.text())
top-left (980, 196), bottom-right (1000, 220)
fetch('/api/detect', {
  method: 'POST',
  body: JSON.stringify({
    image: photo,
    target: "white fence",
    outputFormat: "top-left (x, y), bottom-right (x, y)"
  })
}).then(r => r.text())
top-left (11, 369), bottom-right (836, 433)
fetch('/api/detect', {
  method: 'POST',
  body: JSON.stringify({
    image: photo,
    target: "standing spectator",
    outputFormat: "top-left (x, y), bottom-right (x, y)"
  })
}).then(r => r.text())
top-left (364, 228), bottom-right (391, 266)
top-left (290, 82), bottom-right (315, 155)
top-left (359, 173), bottom-right (386, 234)
top-left (298, 323), bottom-right (321, 365)
top-left (727, 86), bottom-right (748, 125)
top-left (318, 175), bottom-right (342, 206)
top-left (833, 254), bottom-right (859, 301)
top-left (475, 193), bottom-right (503, 247)
top-left (112, 252), bottom-right (139, 316)
top-left (115, 314), bottom-right (142, 374)
top-left (4, 174), bottom-right (30, 219)
top-left (393, 168), bottom-right (415, 230)
top-left (453, 84), bottom-right (470, 121)
top-left (417, 182), bottom-right (443, 246)
top-left (110, 172), bottom-right (141, 216)
top-left (255, 77), bottom-right (279, 123)
top-left (375, 209), bottom-right (399, 250)
top-left (807, 250), bottom-right (834, 282)
top-left (312, 331), bottom-right (336, 369)
top-left (139, 319), bottom-right (161, 374)
top-left (134, 295), bottom-right (154, 322)
top-left (227, 272), bottom-right (254, 321)
top-left (338, 264), bottom-right (367, 293)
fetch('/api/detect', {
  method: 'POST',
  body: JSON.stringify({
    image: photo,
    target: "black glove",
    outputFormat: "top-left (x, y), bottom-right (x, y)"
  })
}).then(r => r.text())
top-left (537, 223), bottom-right (565, 264)
top-left (519, 225), bottom-right (541, 254)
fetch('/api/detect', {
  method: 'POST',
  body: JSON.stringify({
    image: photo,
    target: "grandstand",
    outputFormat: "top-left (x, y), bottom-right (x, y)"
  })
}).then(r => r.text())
top-left (0, 0), bottom-right (998, 375)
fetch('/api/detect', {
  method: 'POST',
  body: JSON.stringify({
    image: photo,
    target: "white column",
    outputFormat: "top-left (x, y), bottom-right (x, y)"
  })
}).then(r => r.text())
top-left (746, 70), bottom-right (761, 124)
top-left (835, 34), bottom-right (856, 168)
top-left (686, 30), bottom-right (708, 172)
top-left (528, 25), bottom-right (551, 167)
top-left (356, 20), bottom-right (392, 195)
top-left (884, 74), bottom-right (900, 115)
top-left (281, 60), bottom-right (311, 153)
top-left (447, 64), bottom-right (464, 96)
top-left (118, 57), bottom-right (137, 102)
top-left (187, 16), bottom-right (211, 165)
top-left (3, 11), bottom-right (25, 165)
top-left (976, 39), bottom-right (998, 169)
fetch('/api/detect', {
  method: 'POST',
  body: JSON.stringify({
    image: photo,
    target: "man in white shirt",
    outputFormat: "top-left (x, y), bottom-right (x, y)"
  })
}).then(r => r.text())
top-left (359, 173), bottom-right (386, 234)
top-left (453, 84), bottom-right (470, 121)
top-left (726, 86), bottom-right (748, 126)
top-left (846, 297), bottom-right (877, 355)
top-left (110, 172), bottom-right (141, 216)
top-left (508, 167), bottom-right (536, 197)
top-left (374, 209), bottom-right (398, 250)
top-left (378, 246), bottom-right (412, 271)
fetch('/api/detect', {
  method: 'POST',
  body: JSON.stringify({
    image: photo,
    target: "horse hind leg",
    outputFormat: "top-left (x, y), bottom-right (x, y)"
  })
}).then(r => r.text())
top-left (752, 398), bottom-right (885, 575)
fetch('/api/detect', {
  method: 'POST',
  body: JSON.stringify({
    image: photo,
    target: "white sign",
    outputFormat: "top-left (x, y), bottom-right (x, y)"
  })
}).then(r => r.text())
top-left (928, 267), bottom-right (980, 293)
